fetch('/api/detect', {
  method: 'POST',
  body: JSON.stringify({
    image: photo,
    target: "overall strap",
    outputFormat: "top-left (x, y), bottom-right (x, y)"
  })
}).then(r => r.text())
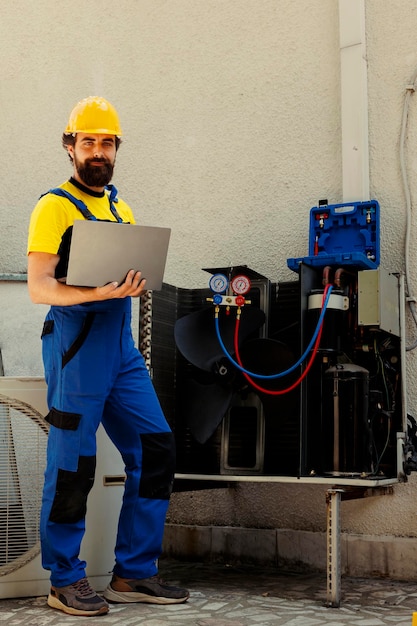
top-left (105, 184), bottom-right (123, 223)
top-left (40, 185), bottom-right (124, 222)
top-left (40, 188), bottom-right (97, 220)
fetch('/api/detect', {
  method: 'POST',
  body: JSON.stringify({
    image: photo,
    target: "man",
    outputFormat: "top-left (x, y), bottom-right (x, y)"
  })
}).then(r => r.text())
top-left (27, 96), bottom-right (189, 617)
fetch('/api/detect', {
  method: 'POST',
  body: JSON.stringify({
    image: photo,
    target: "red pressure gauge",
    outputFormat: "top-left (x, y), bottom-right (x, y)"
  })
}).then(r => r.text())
top-left (231, 274), bottom-right (251, 295)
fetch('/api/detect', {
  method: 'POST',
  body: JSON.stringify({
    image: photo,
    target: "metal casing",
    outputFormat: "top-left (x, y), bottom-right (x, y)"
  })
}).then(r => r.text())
top-left (358, 269), bottom-right (400, 337)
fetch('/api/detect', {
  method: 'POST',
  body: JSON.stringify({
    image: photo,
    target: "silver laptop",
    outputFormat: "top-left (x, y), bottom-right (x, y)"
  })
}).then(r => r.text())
top-left (65, 220), bottom-right (171, 290)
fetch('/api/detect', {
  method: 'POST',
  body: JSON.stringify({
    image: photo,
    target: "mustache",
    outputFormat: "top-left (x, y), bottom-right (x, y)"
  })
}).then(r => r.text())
top-left (86, 157), bottom-right (109, 164)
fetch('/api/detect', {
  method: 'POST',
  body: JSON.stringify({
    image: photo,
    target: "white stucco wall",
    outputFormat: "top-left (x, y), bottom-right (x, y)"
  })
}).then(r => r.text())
top-left (1, 0), bottom-right (342, 285)
top-left (3, 0), bottom-right (417, 560)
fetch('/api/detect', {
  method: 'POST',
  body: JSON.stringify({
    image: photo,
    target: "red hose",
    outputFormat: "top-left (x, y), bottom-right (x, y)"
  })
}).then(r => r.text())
top-left (234, 284), bottom-right (331, 396)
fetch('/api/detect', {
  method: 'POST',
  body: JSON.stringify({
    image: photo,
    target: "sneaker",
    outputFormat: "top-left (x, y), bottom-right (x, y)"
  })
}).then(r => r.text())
top-left (103, 573), bottom-right (190, 605)
top-left (47, 577), bottom-right (109, 616)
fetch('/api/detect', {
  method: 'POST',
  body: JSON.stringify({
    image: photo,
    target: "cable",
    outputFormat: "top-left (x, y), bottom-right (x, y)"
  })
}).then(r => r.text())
top-left (214, 284), bottom-right (332, 380)
top-left (399, 67), bottom-right (417, 350)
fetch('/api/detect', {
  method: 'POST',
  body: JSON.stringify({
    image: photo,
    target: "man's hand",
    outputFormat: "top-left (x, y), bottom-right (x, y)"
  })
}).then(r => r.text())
top-left (97, 270), bottom-right (147, 299)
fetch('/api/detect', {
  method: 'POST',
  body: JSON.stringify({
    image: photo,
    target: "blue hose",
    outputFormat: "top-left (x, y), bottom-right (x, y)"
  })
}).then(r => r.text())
top-left (214, 285), bottom-right (333, 379)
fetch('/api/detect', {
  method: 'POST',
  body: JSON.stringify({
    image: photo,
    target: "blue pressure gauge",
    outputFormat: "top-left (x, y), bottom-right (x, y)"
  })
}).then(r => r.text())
top-left (209, 273), bottom-right (229, 294)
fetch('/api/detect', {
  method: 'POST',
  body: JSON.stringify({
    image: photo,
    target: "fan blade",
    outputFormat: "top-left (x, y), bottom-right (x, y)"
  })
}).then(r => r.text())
top-left (174, 306), bottom-right (265, 372)
top-left (179, 378), bottom-right (233, 444)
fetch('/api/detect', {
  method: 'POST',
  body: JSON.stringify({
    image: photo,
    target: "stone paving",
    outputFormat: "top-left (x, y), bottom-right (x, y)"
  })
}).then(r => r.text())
top-left (1, 560), bottom-right (417, 625)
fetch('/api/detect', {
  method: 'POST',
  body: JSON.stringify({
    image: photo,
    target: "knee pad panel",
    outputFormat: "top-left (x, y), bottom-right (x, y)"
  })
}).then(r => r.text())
top-left (49, 455), bottom-right (96, 524)
top-left (46, 407), bottom-right (81, 430)
top-left (139, 432), bottom-right (175, 500)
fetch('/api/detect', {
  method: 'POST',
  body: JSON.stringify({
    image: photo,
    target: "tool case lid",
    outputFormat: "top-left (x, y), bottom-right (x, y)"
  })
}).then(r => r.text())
top-left (287, 199), bottom-right (380, 273)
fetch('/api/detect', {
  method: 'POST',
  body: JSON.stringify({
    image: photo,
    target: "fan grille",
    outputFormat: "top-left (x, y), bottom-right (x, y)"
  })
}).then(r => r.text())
top-left (0, 394), bottom-right (48, 576)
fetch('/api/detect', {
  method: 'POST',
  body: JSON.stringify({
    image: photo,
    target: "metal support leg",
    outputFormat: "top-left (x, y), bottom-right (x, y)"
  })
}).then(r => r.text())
top-left (326, 488), bottom-right (343, 607)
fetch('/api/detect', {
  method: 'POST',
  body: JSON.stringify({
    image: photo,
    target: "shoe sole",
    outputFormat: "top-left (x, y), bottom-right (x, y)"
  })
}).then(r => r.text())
top-left (103, 585), bottom-right (189, 605)
top-left (47, 593), bottom-right (109, 616)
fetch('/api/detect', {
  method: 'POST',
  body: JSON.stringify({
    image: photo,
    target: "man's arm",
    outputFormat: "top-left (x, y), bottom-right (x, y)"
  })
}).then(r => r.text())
top-left (27, 251), bottom-right (147, 306)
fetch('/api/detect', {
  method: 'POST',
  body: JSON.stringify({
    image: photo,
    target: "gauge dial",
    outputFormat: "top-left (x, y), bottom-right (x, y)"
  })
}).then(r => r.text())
top-left (209, 273), bottom-right (229, 294)
top-left (231, 274), bottom-right (251, 295)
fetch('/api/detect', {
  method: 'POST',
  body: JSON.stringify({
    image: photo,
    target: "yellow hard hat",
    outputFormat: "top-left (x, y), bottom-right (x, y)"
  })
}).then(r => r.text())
top-left (64, 96), bottom-right (123, 136)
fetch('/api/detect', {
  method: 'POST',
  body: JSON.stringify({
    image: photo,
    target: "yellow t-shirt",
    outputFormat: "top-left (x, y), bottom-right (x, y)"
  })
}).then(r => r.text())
top-left (27, 179), bottom-right (136, 256)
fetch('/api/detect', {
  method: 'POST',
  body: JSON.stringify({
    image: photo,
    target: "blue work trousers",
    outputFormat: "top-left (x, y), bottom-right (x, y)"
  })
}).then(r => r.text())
top-left (39, 298), bottom-right (175, 587)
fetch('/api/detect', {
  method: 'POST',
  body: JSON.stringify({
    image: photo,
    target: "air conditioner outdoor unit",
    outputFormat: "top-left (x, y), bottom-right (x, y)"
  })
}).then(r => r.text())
top-left (0, 376), bottom-right (125, 599)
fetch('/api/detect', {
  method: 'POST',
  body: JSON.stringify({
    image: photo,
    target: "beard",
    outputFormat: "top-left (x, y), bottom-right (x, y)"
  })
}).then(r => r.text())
top-left (74, 155), bottom-right (115, 187)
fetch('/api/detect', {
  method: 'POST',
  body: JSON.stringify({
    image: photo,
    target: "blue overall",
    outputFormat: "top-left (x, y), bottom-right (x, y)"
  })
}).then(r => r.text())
top-left (39, 188), bottom-right (175, 587)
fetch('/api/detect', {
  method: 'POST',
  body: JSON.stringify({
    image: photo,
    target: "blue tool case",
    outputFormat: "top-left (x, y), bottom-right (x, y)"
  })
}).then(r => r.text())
top-left (287, 199), bottom-right (380, 273)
